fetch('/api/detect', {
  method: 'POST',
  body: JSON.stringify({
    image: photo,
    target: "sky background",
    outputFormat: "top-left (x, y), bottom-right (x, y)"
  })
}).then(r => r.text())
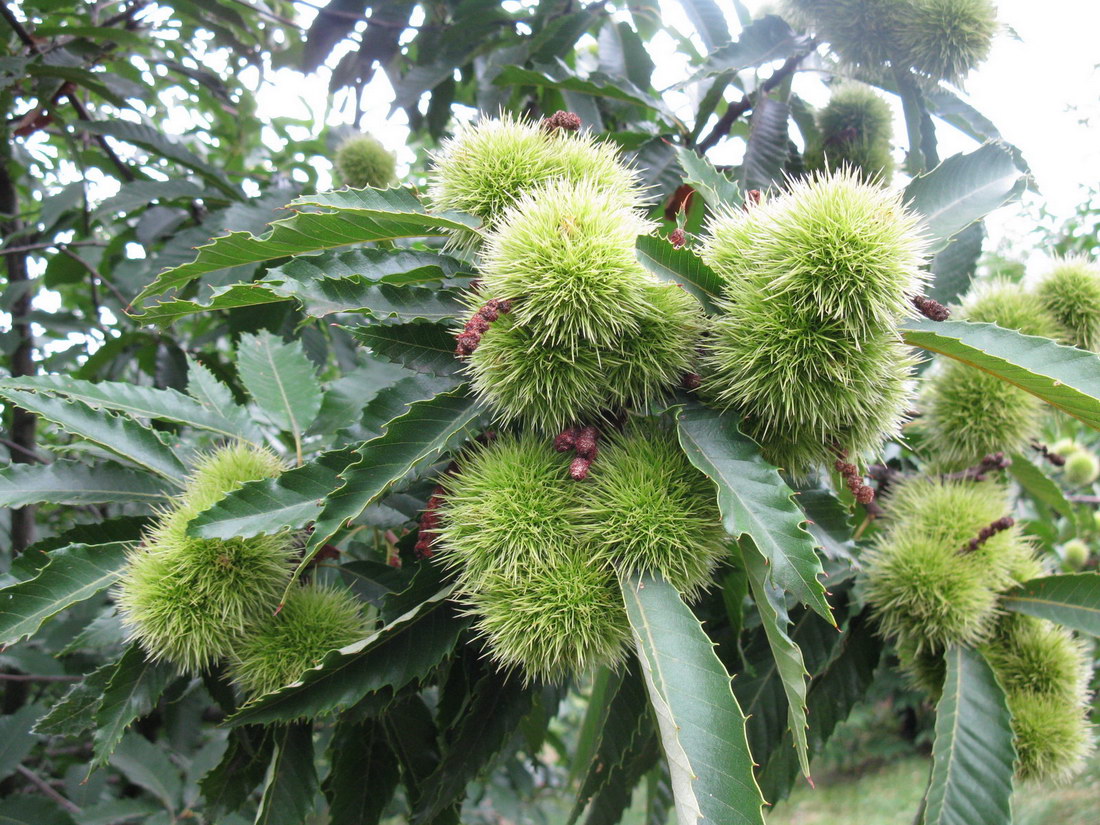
top-left (258, 0), bottom-right (1100, 267)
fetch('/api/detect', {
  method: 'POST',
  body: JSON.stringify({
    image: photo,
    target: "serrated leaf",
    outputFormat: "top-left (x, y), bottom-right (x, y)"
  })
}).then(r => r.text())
top-left (349, 321), bottom-right (461, 376)
top-left (92, 644), bottom-right (175, 765)
top-left (0, 390), bottom-right (186, 481)
top-left (675, 403), bottom-right (832, 623)
top-left (1006, 453), bottom-right (1072, 517)
top-left (199, 726), bottom-right (273, 822)
top-left (622, 573), bottom-right (765, 825)
top-left (757, 608), bottom-right (883, 803)
top-left (226, 586), bottom-right (465, 725)
top-left (923, 647), bottom-right (1014, 825)
top-left (635, 236), bottom-right (723, 313)
top-left (901, 319), bottom-right (1100, 431)
top-left (308, 360), bottom-right (410, 436)
top-left (675, 146), bottom-right (742, 209)
top-left (0, 374), bottom-right (253, 441)
top-left (1002, 573), bottom-right (1100, 636)
top-left (323, 718), bottom-right (399, 825)
top-left (133, 187), bottom-right (476, 306)
top-left (237, 331), bottom-right (322, 435)
top-left (93, 179), bottom-right (210, 219)
top-left (0, 796), bottom-right (75, 825)
top-left (186, 356), bottom-right (262, 443)
top-left (569, 662), bottom-right (650, 825)
top-left (76, 120), bottom-right (239, 198)
top-left (675, 0), bottom-right (730, 52)
top-left (411, 670), bottom-right (533, 823)
top-left (255, 723), bottom-right (318, 825)
top-left (302, 384), bottom-right (482, 568)
top-left (110, 732), bottom-right (182, 812)
top-left (0, 461), bottom-right (170, 508)
top-left (741, 539), bottom-right (810, 778)
top-left (188, 447), bottom-right (357, 540)
top-left (34, 663), bottom-right (115, 737)
top-left (494, 60), bottom-right (668, 113)
top-left (928, 222), bottom-right (984, 307)
top-left (740, 96), bottom-right (789, 193)
top-left (903, 142), bottom-right (1028, 254)
top-left (0, 542), bottom-right (130, 646)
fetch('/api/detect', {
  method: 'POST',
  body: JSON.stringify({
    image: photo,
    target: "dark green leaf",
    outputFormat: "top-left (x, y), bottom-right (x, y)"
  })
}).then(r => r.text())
top-left (0, 374), bottom-right (254, 441)
top-left (186, 356), bottom-right (262, 444)
top-left (0, 461), bottom-right (169, 508)
top-left (928, 223), bottom-right (984, 307)
top-left (740, 96), bottom-right (789, 193)
top-left (110, 732), bottom-right (183, 813)
top-left (635, 236), bottom-right (723, 313)
top-left (0, 542), bottom-right (130, 646)
top-left (1002, 573), bottom-right (1100, 636)
top-left (412, 671), bottom-right (533, 823)
top-left (0, 796), bottom-right (75, 825)
top-left (255, 723), bottom-right (319, 825)
top-left (923, 647), bottom-right (1015, 825)
top-left (309, 360), bottom-right (410, 436)
top-left (1007, 453), bottom-right (1072, 518)
top-left (92, 644), bottom-right (175, 765)
top-left (199, 726), bottom-right (273, 821)
top-left (349, 321), bottom-right (461, 376)
top-left (0, 704), bottom-right (44, 781)
top-left (0, 390), bottom-right (186, 481)
top-left (675, 146), bottom-right (742, 209)
top-left (34, 663), bottom-right (115, 737)
top-left (494, 60), bottom-right (666, 112)
top-left (133, 188), bottom-right (476, 306)
top-left (323, 718), bottom-right (400, 825)
top-left (621, 573), bottom-right (765, 825)
top-left (901, 319), bottom-right (1100, 431)
top-left (675, 0), bottom-right (730, 52)
top-left (226, 587), bottom-right (465, 725)
top-left (903, 142), bottom-right (1028, 254)
top-left (237, 331), bottom-right (322, 436)
top-left (741, 539), bottom-right (810, 777)
top-left (675, 404), bottom-right (832, 623)
top-left (681, 15), bottom-right (801, 83)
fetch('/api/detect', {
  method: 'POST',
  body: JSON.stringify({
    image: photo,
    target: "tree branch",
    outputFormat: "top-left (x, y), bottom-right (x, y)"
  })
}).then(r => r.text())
top-left (17, 765), bottom-right (82, 815)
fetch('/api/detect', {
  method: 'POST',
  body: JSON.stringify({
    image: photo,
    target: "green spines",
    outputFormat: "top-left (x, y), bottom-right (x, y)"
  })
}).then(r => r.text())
top-left (334, 134), bottom-right (396, 189)
top-left (478, 179), bottom-right (656, 350)
top-left (582, 424), bottom-right (727, 598)
top-left (983, 615), bottom-right (1096, 783)
top-left (467, 280), bottom-right (700, 435)
top-left (428, 113), bottom-right (640, 235)
top-left (1061, 539), bottom-right (1090, 571)
top-left (115, 444), bottom-right (293, 672)
top-left (701, 169), bottom-right (926, 476)
top-left (894, 0), bottom-right (997, 83)
top-left (1036, 257), bottom-right (1100, 351)
top-left (862, 477), bottom-right (1034, 651)
top-left (783, 0), bottom-right (996, 82)
top-left (921, 281), bottom-right (1061, 470)
top-left (808, 83), bottom-right (895, 182)
top-left (228, 585), bottom-right (369, 699)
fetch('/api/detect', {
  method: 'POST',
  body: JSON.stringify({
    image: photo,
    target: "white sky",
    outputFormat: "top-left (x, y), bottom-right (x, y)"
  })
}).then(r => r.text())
top-left (256, 0), bottom-right (1099, 260)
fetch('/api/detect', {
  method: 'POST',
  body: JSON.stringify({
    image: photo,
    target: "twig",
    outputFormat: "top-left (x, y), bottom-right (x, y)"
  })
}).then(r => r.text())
top-left (17, 765), bottom-right (82, 815)
top-left (695, 43), bottom-right (817, 153)
top-left (0, 672), bottom-right (80, 681)
top-left (1067, 495), bottom-right (1100, 504)
top-left (940, 452), bottom-right (1010, 482)
top-left (0, 436), bottom-right (50, 464)
top-left (0, 2), bottom-right (35, 49)
top-left (58, 244), bottom-right (130, 309)
top-left (0, 240), bottom-right (104, 255)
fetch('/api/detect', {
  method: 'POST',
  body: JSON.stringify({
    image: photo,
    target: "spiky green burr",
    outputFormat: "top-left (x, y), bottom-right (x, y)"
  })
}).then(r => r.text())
top-left (581, 424), bottom-right (727, 598)
top-left (477, 178), bottom-right (657, 351)
top-left (921, 280), bottom-right (1061, 470)
top-left (467, 281), bottom-right (700, 435)
top-left (1036, 257), bottom-right (1100, 351)
top-left (701, 169), bottom-right (926, 476)
top-left (862, 477), bottom-right (1035, 651)
top-left (115, 444), bottom-right (294, 672)
top-left (428, 113), bottom-right (640, 238)
top-left (228, 585), bottom-right (369, 699)
top-left (334, 134), bottom-right (396, 189)
top-left (895, 0), bottom-right (997, 83)
top-left (782, 0), bottom-right (905, 70)
top-left (1065, 450), bottom-right (1100, 487)
top-left (807, 83), bottom-right (895, 182)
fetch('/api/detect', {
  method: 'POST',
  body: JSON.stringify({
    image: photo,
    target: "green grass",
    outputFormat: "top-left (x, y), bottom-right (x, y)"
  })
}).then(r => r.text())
top-left (766, 750), bottom-right (1100, 825)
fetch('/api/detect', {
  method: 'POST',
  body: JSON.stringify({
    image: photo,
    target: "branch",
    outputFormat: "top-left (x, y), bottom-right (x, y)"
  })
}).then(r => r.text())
top-left (0, 672), bottom-right (80, 682)
top-left (59, 244), bottom-right (130, 309)
top-left (695, 43), bottom-right (816, 153)
top-left (17, 765), bottom-right (82, 815)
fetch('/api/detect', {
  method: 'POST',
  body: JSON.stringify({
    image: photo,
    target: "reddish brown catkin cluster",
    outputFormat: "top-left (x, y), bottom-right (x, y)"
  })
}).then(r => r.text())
top-left (1032, 440), bottom-right (1067, 467)
top-left (959, 516), bottom-right (1015, 554)
top-left (743, 189), bottom-right (763, 209)
top-left (455, 298), bottom-right (512, 357)
top-left (668, 228), bottom-right (687, 249)
top-left (835, 457), bottom-right (876, 504)
top-left (555, 425), bottom-right (601, 480)
top-left (911, 294), bottom-right (951, 321)
top-left (542, 110), bottom-right (582, 133)
top-left (415, 486), bottom-right (446, 559)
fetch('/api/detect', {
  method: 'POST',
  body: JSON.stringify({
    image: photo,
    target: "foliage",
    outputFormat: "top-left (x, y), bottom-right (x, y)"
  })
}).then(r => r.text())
top-left (1, 1), bottom-right (1098, 824)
